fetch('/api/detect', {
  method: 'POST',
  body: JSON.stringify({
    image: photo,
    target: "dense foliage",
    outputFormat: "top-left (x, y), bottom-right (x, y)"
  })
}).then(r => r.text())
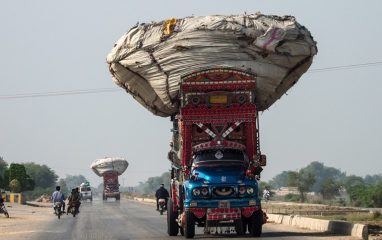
top-left (135, 172), bottom-right (170, 195)
top-left (268, 162), bottom-right (382, 207)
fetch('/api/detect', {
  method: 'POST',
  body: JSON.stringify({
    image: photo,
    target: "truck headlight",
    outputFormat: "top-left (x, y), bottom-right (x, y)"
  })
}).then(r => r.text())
top-left (246, 187), bottom-right (254, 194)
top-left (192, 189), bottom-right (201, 196)
top-left (201, 187), bottom-right (209, 196)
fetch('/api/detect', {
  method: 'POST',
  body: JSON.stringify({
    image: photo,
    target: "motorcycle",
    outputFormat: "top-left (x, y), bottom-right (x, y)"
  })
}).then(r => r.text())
top-left (158, 198), bottom-right (167, 215)
top-left (263, 191), bottom-right (270, 203)
top-left (67, 203), bottom-right (80, 217)
top-left (53, 202), bottom-right (64, 219)
top-left (0, 202), bottom-right (9, 218)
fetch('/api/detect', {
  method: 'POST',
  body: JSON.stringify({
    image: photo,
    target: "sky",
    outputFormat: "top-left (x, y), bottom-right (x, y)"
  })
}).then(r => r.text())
top-left (1, 0), bottom-right (381, 188)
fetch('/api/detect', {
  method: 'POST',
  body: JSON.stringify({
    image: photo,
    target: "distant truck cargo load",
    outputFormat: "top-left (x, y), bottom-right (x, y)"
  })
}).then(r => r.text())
top-left (107, 13), bottom-right (317, 117)
top-left (90, 157), bottom-right (128, 201)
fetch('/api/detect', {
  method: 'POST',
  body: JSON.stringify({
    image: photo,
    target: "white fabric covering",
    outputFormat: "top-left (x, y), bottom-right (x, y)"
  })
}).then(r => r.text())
top-left (107, 13), bottom-right (317, 117)
top-left (91, 157), bottom-right (129, 177)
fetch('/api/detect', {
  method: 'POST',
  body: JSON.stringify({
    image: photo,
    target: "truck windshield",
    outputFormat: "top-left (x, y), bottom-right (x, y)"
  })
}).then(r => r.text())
top-left (193, 149), bottom-right (245, 163)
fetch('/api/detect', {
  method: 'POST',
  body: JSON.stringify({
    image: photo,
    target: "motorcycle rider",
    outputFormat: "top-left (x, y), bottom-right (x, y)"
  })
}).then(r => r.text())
top-left (67, 187), bottom-right (81, 215)
top-left (51, 186), bottom-right (65, 212)
top-left (155, 183), bottom-right (169, 211)
top-left (263, 188), bottom-right (270, 202)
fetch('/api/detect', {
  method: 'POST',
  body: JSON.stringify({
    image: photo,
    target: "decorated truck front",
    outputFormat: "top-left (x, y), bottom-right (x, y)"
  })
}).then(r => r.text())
top-left (167, 69), bottom-right (266, 238)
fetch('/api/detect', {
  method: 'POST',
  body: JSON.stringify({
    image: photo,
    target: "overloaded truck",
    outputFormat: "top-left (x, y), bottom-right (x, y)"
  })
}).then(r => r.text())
top-left (90, 157), bottom-right (128, 201)
top-left (106, 13), bottom-right (317, 238)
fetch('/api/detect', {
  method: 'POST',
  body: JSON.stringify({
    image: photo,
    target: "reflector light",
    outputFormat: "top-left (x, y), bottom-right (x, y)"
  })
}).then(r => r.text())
top-left (201, 187), bottom-right (209, 196)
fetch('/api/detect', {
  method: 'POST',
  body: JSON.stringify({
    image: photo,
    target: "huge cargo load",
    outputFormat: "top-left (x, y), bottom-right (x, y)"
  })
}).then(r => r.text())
top-left (106, 13), bottom-right (317, 117)
top-left (90, 157), bottom-right (129, 177)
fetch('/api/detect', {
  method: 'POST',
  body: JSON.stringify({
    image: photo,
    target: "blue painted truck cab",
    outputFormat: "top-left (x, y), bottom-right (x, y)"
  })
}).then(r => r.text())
top-left (183, 149), bottom-right (261, 208)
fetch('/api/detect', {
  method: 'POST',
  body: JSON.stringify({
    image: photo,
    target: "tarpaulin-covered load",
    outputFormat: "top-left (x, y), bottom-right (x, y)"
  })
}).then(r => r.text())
top-left (90, 157), bottom-right (129, 177)
top-left (107, 13), bottom-right (317, 117)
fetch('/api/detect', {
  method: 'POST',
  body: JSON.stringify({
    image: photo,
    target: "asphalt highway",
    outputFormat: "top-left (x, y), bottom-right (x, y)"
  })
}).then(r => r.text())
top-left (29, 199), bottom-right (359, 240)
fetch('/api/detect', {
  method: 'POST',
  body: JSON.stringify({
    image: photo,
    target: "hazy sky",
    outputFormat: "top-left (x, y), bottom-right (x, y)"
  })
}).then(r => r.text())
top-left (1, 0), bottom-right (381, 187)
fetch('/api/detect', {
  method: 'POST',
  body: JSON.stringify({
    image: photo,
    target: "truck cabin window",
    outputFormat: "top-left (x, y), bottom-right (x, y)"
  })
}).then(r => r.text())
top-left (192, 149), bottom-right (246, 164)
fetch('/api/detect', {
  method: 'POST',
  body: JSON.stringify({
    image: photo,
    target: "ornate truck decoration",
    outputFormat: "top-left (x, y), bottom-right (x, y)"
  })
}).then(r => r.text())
top-left (167, 68), bottom-right (267, 237)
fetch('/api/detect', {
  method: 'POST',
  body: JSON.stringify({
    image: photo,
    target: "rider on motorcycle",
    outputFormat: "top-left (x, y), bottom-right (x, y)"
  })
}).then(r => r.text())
top-left (155, 183), bottom-right (169, 211)
top-left (263, 188), bottom-right (270, 201)
top-left (51, 186), bottom-right (65, 212)
top-left (67, 187), bottom-right (81, 215)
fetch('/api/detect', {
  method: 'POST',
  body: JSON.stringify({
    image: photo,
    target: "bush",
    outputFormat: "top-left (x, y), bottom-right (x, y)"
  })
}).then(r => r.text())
top-left (23, 187), bottom-right (53, 201)
top-left (284, 193), bottom-right (301, 202)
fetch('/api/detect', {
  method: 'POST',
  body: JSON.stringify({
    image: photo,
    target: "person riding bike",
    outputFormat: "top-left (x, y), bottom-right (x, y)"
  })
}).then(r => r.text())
top-left (51, 186), bottom-right (65, 212)
top-left (67, 187), bottom-right (81, 215)
top-left (155, 183), bottom-right (169, 211)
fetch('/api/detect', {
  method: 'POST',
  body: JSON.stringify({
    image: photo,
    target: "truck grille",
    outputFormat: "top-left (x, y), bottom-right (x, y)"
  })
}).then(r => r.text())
top-left (212, 186), bottom-right (235, 197)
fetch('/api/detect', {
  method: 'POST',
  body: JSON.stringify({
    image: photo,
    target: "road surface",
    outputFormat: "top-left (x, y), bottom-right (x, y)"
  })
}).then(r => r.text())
top-left (3, 199), bottom-right (360, 240)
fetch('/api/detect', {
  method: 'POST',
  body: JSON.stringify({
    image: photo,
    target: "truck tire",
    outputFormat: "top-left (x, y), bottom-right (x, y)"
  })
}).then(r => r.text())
top-left (167, 199), bottom-right (179, 236)
top-left (184, 211), bottom-right (195, 238)
top-left (235, 219), bottom-right (245, 235)
top-left (249, 210), bottom-right (262, 237)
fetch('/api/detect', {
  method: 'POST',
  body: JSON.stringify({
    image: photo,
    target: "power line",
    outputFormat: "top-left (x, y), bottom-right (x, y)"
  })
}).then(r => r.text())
top-left (309, 61), bottom-right (382, 73)
top-left (0, 88), bottom-right (120, 99)
top-left (0, 61), bottom-right (381, 100)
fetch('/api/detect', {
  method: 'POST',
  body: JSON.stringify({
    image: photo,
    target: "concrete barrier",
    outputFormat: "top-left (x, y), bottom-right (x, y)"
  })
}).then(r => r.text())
top-left (1, 193), bottom-right (26, 204)
top-left (267, 214), bottom-right (368, 240)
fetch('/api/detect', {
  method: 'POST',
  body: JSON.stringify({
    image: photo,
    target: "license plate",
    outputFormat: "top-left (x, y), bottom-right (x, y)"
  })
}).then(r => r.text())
top-left (210, 95), bottom-right (228, 104)
top-left (218, 200), bottom-right (230, 208)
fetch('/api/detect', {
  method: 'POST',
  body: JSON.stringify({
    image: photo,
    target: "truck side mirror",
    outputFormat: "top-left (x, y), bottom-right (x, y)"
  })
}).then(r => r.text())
top-left (259, 154), bottom-right (267, 166)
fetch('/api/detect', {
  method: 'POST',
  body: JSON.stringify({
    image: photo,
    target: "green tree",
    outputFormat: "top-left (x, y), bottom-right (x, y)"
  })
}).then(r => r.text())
top-left (57, 178), bottom-right (69, 196)
top-left (320, 177), bottom-right (340, 200)
top-left (287, 169), bottom-right (315, 202)
top-left (371, 182), bottom-right (382, 207)
top-left (268, 171), bottom-right (289, 189)
top-left (8, 163), bottom-right (34, 191)
top-left (23, 162), bottom-right (58, 188)
top-left (302, 161), bottom-right (345, 193)
top-left (364, 174), bottom-right (382, 185)
top-left (64, 175), bottom-right (88, 190)
top-left (0, 156), bottom-right (8, 175)
top-left (135, 172), bottom-right (170, 195)
top-left (2, 169), bottom-right (10, 190)
top-left (9, 179), bottom-right (21, 193)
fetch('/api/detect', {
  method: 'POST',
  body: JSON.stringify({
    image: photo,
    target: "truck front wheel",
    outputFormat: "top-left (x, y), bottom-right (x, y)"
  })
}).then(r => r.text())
top-left (184, 211), bottom-right (195, 238)
top-left (167, 199), bottom-right (178, 236)
top-left (249, 210), bottom-right (263, 237)
top-left (235, 219), bottom-right (245, 235)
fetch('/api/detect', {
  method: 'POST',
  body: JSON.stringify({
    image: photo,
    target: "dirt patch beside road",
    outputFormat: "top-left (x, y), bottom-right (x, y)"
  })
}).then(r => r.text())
top-left (0, 202), bottom-right (53, 240)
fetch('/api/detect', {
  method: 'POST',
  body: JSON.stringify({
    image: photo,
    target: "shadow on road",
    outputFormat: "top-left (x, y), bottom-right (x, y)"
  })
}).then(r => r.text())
top-left (191, 231), bottom-right (342, 239)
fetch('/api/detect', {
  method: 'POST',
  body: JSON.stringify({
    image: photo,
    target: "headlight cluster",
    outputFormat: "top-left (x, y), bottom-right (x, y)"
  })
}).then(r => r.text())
top-left (192, 187), bottom-right (209, 197)
top-left (238, 186), bottom-right (255, 196)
